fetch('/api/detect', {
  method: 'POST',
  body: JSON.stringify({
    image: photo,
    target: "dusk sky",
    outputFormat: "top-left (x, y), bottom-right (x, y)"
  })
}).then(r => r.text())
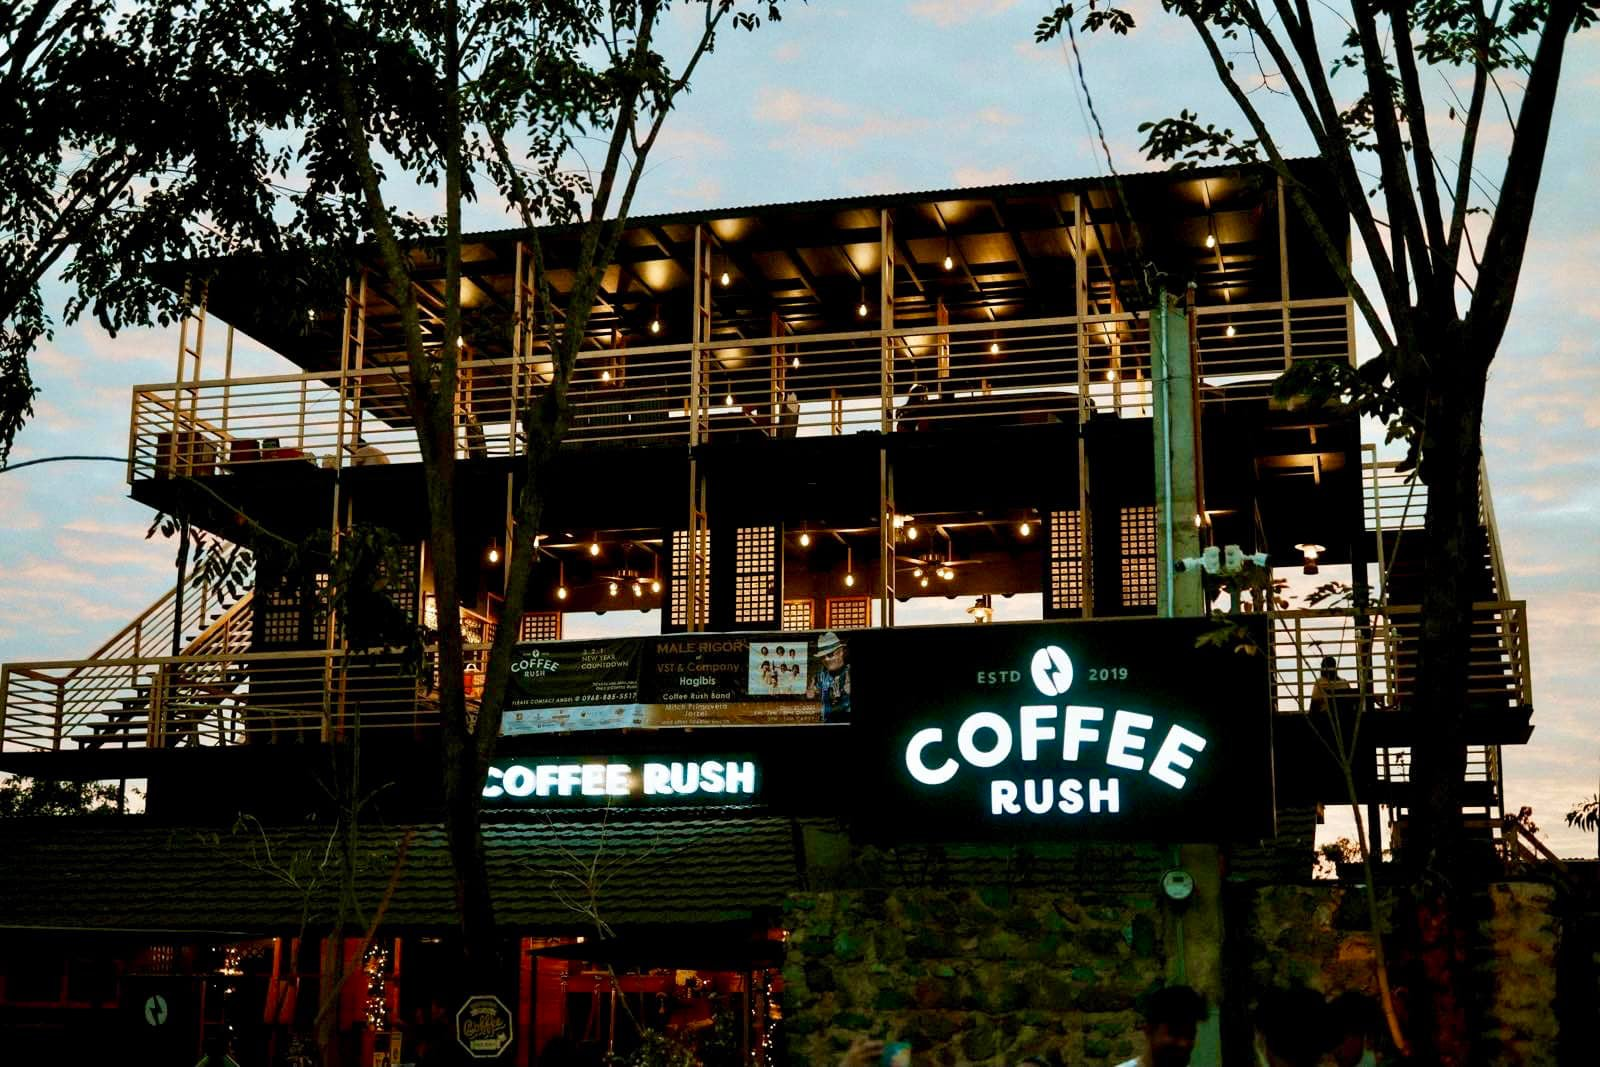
top-left (2, 3), bottom-right (1595, 853)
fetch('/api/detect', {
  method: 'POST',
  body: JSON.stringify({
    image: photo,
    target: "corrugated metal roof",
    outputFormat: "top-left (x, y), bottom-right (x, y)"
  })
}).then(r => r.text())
top-left (0, 815), bottom-right (800, 934)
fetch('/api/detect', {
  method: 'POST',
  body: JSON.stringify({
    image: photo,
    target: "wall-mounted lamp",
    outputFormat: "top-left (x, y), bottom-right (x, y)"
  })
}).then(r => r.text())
top-left (1295, 543), bottom-right (1325, 575)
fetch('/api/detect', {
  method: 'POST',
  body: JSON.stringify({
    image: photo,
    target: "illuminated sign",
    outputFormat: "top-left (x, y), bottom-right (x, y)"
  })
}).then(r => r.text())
top-left (851, 618), bottom-right (1273, 841)
top-left (483, 756), bottom-right (759, 806)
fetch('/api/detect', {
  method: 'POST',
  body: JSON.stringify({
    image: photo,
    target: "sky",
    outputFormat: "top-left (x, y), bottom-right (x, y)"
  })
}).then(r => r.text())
top-left (2, 2), bottom-right (1596, 854)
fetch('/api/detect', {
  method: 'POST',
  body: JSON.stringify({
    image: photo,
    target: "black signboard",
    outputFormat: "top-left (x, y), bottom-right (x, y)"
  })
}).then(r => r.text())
top-left (847, 617), bottom-right (1275, 841)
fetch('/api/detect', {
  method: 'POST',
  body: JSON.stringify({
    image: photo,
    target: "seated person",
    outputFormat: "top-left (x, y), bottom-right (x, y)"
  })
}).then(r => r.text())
top-left (353, 437), bottom-right (390, 466)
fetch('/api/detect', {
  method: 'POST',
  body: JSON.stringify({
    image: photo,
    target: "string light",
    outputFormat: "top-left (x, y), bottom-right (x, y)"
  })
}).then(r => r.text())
top-left (363, 942), bottom-right (392, 1030)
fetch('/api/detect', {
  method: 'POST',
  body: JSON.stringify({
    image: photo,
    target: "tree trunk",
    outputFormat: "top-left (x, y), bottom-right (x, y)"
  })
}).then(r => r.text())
top-left (1403, 360), bottom-right (1489, 1064)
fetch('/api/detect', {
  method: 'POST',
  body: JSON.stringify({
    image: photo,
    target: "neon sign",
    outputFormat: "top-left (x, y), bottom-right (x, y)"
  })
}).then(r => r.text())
top-left (483, 757), bottom-right (758, 805)
top-left (903, 645), bottom-right (1209, 818)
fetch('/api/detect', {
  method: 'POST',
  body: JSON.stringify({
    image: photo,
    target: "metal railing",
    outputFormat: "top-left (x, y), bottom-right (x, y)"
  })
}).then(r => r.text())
top-left (1269, 599), bottom-right (1531, 716)
top-left (128, 298), bottom-right (1351, 480)
top-left (0, 635), bottom-right (469, 752)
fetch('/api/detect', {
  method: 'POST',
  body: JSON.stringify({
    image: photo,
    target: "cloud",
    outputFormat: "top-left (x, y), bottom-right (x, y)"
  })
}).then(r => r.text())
top-left (772, 41), bottom-right (803, 63)
top-left (906, 0), bottom-right (1020, 29)
top-left (752, 88), bottom-right (925, 152)
top-left (953, 165), bottom-right (1018, 187)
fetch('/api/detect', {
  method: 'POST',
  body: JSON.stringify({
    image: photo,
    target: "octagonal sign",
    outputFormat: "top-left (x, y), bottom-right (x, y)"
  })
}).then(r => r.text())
top-left (456, 994), bottom-right (513, 1059)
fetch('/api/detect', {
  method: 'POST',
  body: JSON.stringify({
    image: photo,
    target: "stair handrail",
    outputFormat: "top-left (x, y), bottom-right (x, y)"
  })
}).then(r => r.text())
top-left (1478, 455), bottom-right (1512, 602)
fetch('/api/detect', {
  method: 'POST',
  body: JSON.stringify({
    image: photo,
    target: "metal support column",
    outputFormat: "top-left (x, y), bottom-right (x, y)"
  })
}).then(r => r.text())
top-left (1073, 194), bottom-right (1095, 616)
top-left (1152, 290), bottom-right (1203, 617)
top-left (879, 449), bottom-right (895, 628)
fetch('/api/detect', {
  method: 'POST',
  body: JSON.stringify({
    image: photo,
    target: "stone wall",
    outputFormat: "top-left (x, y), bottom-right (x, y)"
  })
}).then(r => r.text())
top-left (780, 888), bottom-right (1169, 1066)
top-left (1242, 881), bottom-right (1562, 1065)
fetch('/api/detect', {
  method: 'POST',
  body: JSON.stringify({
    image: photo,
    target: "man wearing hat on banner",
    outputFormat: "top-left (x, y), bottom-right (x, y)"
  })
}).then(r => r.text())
top-left (806, 631), bottom-right (852, 723)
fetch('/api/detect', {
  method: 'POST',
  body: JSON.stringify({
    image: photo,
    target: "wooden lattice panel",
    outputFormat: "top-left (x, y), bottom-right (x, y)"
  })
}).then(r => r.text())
top-left (669, 529), bottom-right (710, 628)
top-left (734, 526), bottom-right (778, 625)
top-left (1119, 506), bottom-right (1157, 608)
top-left (782, 599), bottom-right (814, 632)
top-left (1048, 510), bottom-right (1084, 611)
top-left (825, 596), bottom-right (871, 630)
top-left (517, 612), bottom-right (563, 642)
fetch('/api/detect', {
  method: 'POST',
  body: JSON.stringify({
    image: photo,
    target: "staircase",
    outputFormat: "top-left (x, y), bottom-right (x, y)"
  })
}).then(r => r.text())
top-left (1, 579), bottom-right (254, 751)
top-left (1362, 447), bottom-right (1524, 848)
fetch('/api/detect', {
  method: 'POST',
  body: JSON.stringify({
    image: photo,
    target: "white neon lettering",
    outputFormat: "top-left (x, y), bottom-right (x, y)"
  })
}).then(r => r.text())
top-left (504, 765), bottom-right (536, 798)
top-left (906, 728), bottom-right (958, 785)
top-left (482, 766), bottom-right (505, 799)
top-left (606, 764), bottom-right (631, 796)
top-left (701, 760), bottom-right (726, 793)
top-left (670, 762), bottom-right (698, 794)
top-left (1024, 779), bottom-right (1053, 814)
top-left (556, 764), bottom-right (582, 796)
top-left (1057, 778), bottom-right (1085, 814)
top-left (958, 711), bottom-right (1013, 768)
top-left (581, 764), bottom-right (606, 796)
top-left (1062, 705), bottom-right (1103, 760)
top-left (991, 780), bottom-right (1021, 814)
top-left (1150, 726), bottom-right (1208, 789)
top-left (1089, 777), bottom-right (1120, 813)
top-left (725, 761), bottom-right (756, 793)
top-left (1019, 705), bottom-right (1057, 761)
top-left (1105, 710), bottom-right (1154, 772)
top-left (535, 764), bottom-right (558, 796)
top-left (643, 763), bottom-right (671, 794)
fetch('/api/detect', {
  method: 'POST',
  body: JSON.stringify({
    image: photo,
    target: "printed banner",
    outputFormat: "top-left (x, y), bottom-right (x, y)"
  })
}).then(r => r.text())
top-left (500, 630), bottom-right (855, 734)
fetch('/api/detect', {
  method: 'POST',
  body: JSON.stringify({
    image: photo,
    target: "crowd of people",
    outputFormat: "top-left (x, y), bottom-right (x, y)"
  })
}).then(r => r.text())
top-left (832, 983), bottom-right (1382, 1067)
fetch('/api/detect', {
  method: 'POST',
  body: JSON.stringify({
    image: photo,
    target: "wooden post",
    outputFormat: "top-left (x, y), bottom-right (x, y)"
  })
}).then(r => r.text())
top-left (1073, 193), bottom-right (1094, 617)
top-left (880, 208), bottom-right (895, 433)
top-left (1277, 174), bottom-right (1293, 367)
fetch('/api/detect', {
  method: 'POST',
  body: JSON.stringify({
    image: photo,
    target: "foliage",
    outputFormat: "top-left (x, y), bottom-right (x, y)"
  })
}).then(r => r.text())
top-left (0, 775), bottom-right (127, 816)
top-left (614, 1029), bottom-right (697, 1067)
top-left (1566, 795), bottom-right (1600, 834)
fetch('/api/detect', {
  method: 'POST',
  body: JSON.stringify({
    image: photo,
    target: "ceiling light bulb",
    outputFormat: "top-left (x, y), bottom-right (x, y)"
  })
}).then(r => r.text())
top-left (724, 392), bottom-right (735, 407)
top-left (791, 355), bottom-right (800, 370)
top-left (920, 576), bottom-right (929, 588)
top-left (589, 541), bottom-right (601, 557)
top-left (487, 545), bottom-right (500, 564)
top-left (649, 318), bottom-right (661, 335)
top-left (941, 567), bottom-right (954, 581)
top-left (1106, 368), bottom-right (1118, 383)
top-left (989, 342), bottom-right (1000, 355)
top-left (556, 585), bottom-right (568, 600)
top-left (844, 572), bottom-right (855, 588)
top-left (632, 581), bottom-right (642, 597)
top-left (1205, 233), bottom-right (1216, 249)
top-left (719, 270), bottom-right (731, 287)
top-left (1194, 513), bottom-right (1205, 528)
top-left (650, 579), bottom-right (661, 594)
top-left (1225, 324), bottom-right (1236, 338)
top-left (943, 254), bottom-right (954, 271)
top-left (601, 369), bottom-right (611, 382)
top-left (1019, 521), bottom-right (1032, 537)
top-left (912, 567), bottom-right (923, 578)
top-left (798, 532), bottom-right (811, 547)
top-left (608, 581), bottom-right (618, 597)
top-left (858, 302), bottom-right (869, 318)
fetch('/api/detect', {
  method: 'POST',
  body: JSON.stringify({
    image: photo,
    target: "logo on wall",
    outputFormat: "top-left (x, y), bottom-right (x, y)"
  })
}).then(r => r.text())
top-left (456, 994), bottom-right (513, 1059)
top-left (1030, 644), bottom-right (1074, 696)
top-left (903, 645), bottom-right (1209, 819)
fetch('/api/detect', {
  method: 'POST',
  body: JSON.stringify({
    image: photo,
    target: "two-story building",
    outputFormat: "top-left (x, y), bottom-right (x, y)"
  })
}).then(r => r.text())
top-left (0, 160), bottom-right (1535, 1065)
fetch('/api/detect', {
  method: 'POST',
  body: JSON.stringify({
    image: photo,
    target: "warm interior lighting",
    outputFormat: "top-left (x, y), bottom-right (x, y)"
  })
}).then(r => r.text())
top-left (649, 307), bottom-right (661, 335)
top-left (650, 579), bottom-right (662, 594)
top-left (556, 561), bottom-right (568, 601)
top-left (968, 595), bottom-right (993, 623)
top-left (608, 580), bottom-right (619, 597)
top-left (798, 531), bottom-right (811, 548)
top-left (719, 270), bottom-right (731, 287)
top-left (1018, 521), bottom-right (1032, 538)
top-left (632, 581), bottom-right (643, 597)
top-left (724, 392), bottom-right (735, 407)
top-left (943, 253), bottom-right (954, 271)
top-left (943, 238), bottom-right (954, 271)
top-left (1225, 323), bottom-right (1237, 338)
top-left (844, 572), bottom-right (855, 587)
top-left (858, 301), bottom-right (869, 318)
top-left (939, 566), bottom-right (954, 581)
top-left (791, 355), bottom-right (800, 370)
top-left (486, 540), bottom-right (501, 565)
top-left (1295, 543), bottom-right (1325, 575)
top-left (1205, 232), bottom-right (1216, 249)
top-left (919, 576), bottom-right (930, 588)
top-left (906, 525), bottom-right (919, 541)
top-left (1106, 368), bottom-right (1118, 383)
top-left (589, 539), bottom-right (601, 557)
top-left (988, 341), bottom-right (1000, 355)
top-left (601, 369), bottom-right (612, 382)
top-left (844, 546), bottom-right (855, 587)
top-left (912, 567), bottom-right (923, 578)
top-left (556, 585), bottom-right (568, 601)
